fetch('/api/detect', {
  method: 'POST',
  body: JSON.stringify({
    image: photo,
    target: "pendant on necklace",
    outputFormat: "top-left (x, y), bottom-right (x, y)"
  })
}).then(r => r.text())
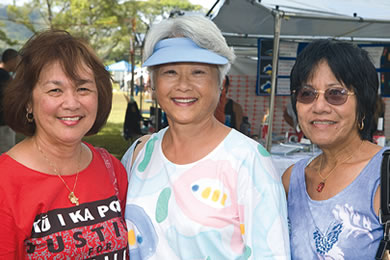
top-left (68, 192), bottom-right (79, 206)
top-left (317, 182), bottom-right (325, 192)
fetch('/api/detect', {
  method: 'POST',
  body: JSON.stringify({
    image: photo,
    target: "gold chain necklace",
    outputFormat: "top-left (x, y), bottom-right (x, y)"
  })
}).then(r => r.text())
top-left (316, 140), bottom-right (364, 192)
top-left (36, 141), bottom-right (82, 205)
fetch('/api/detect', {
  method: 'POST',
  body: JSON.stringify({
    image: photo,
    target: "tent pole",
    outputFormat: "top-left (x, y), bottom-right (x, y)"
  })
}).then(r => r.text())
top-left (266, 11), bottom-right (282, 152)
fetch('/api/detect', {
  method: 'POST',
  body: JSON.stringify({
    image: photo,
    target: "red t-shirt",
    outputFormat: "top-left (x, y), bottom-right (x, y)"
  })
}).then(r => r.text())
top-left (0, 143), bottom-right (129, 259)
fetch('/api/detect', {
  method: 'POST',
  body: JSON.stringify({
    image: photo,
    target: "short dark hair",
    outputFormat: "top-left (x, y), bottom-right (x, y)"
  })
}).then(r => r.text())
top-left (1, 48), bottom-right (18, 63)
top-left (3, 29), bottom-right (112, 136)
top-left (290, 39), bottom-right (378, 141)
top-left (224, 75), bottom-right (230, 92)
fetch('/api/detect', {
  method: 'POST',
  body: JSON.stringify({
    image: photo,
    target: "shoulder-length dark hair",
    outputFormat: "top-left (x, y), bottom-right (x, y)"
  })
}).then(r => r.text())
top-left (290, 39), bottom-right (379, 141)
top-left (3, 29), bottom-right (112, 136)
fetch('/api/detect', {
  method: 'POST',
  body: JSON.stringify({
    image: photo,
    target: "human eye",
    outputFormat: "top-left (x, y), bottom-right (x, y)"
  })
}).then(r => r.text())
top-left (193, 69), bottom-right (206, 75)
top-left (47, 88), bottom-right (62, 96)
top-left (327, 88), bottom-right (346, 97)
top-left (160, 68), bottom-right (177, 75)
top-left (299, 86), bottom-right (316, 97)
top-left (77, 87), bottom-right (91, 94)
top-left (77, 80), bottom-right (95, 94)
top-left (48, 88), bottom-right (61, 93)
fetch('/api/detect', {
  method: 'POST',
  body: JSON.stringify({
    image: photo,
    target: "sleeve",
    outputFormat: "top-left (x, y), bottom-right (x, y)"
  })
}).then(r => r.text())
top-left (238, 144), bottom-right (290, 259)
top-left (0, 188), bottom-right (23, 258)
top-left (121, 137), bottom-right (142, 173)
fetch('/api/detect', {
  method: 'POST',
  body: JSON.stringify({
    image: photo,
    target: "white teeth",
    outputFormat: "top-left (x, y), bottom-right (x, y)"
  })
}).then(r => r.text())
top-left (61, 117), bottom-right (80, 121)
top-left (174, 98), bottom-right (197, 103)
top-left (312, 121), bottom-right (334, 125)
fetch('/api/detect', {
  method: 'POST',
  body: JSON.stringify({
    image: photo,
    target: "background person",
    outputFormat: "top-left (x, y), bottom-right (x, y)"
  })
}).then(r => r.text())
top-left (215, 75), bottom-right (244, 130)
top-left (121, 15), bottom-right (290, 259)
top-left (282, 39), bottom-right (385, 259)
top-left (0, 30), bottom-right (128, 259)
top-left (122, 93), bottom-right (143, 141)
top-left (0, 48), bottom-right (20, 153)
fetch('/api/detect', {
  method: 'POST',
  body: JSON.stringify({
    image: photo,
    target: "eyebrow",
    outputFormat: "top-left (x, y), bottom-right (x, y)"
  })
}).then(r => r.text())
top-left (42, 79), bottom-right (94, 86)
top-left (76, 79), bottom-right (94, 85)
top-left (304, 82), bottom-right (344, 88)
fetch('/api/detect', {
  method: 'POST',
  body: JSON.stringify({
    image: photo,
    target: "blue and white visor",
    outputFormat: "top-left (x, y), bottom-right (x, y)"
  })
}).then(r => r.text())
top-left (142, 37), bottom-right (228, 67)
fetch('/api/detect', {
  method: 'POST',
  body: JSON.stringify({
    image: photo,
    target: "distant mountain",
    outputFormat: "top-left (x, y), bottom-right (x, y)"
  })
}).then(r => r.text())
top-left (0, 4), bottom-right (39, 50)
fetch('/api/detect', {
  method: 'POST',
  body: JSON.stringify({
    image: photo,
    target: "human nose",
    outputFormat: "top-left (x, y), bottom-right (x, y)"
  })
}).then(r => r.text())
top-left (175, 73), bottom-right (192, 91)
top-left (312, 90), bottom-right (331, 113)
top-left (62, 90), bottom-right (81, 109)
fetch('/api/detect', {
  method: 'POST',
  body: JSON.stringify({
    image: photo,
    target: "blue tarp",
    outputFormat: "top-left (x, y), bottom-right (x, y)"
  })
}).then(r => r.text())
top-left (105, 60), bottom-right (135, 72)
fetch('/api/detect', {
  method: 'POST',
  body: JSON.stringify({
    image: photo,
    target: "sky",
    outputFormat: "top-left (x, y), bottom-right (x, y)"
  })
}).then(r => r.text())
top-left (3, 0), bottom-right (216, 9)
top-left (188, 0), bottom-right (217, 10)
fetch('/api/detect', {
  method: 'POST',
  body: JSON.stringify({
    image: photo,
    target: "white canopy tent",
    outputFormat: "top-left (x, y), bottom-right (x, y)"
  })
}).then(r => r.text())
top-left (211, 0), bottom-right (390, 151)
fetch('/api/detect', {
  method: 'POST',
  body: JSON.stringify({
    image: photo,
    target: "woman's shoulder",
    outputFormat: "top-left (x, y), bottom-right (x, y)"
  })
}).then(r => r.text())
top-left (0, 153), bottom-right (18, 169)
top-left (0, 139), bottom-right (38, 174)
top-left (362, 142), bottom-right (388, 165)
top-left (121, 130), bottom-right (164, 170)
top-left (226, 129), bottom-right (260, 148)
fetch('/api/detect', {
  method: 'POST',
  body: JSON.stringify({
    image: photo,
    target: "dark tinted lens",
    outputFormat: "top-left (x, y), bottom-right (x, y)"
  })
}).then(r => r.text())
top-left (296, 87), bottom-right (317, 104)
top-left (325, 88), bottom-right (348, 105)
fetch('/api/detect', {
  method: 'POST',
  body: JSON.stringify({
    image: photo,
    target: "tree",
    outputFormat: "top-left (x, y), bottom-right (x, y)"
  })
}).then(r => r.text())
top-left (2, 0), bottom-right (203, 63)
top-left (0, 27), bottom-right (18, 46)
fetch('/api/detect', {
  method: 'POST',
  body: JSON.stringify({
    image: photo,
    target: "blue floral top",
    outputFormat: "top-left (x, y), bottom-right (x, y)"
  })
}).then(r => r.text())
top-left (288, 147), bottom-right (386, 259)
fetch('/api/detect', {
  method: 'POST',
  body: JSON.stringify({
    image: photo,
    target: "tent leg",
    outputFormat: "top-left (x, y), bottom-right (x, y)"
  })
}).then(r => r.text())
top-left (266, 11), bottom-right (282, 152)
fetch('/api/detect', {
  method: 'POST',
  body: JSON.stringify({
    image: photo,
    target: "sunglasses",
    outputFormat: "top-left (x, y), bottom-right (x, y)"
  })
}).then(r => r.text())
top-left (293, 86), bottom-right (355, 105)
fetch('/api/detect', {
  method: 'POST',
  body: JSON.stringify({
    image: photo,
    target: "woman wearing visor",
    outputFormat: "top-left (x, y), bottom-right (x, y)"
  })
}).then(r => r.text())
top-left (121, 15), bottom-right (290, 259)
top-left (282, 39), bottom-right (386, 258)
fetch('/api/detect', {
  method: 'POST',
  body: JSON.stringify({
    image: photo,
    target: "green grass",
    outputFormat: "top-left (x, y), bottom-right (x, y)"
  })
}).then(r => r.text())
top-left (83, 91), bottom-right (139, 159)
top-left (82, 121), bottom-right (131, 159)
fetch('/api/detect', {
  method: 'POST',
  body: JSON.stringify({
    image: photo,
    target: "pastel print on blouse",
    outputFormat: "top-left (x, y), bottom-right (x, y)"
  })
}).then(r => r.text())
top-left (121, 15), bottom-right (290, 259)
top-left (0, 30), bottom-right (129, 259)
top-left (282, 39), bottom-right (385, 259)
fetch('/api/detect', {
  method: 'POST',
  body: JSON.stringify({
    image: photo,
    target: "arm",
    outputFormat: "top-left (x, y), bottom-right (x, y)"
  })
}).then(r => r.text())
top-left (233, 101), bottom-right (243, 130)
top-left (238, 150), bottom-right (290, 259)
top-left (374, 186), bottom-right (380, 216)
top-left (282, 165), bottom-right (293, 199)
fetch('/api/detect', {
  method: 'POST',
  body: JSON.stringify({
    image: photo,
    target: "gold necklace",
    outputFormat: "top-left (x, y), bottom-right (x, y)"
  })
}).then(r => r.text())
top-left (316, 140), bottom-right (364, 192)
top-left (36, 141), bottom-right (82, 205)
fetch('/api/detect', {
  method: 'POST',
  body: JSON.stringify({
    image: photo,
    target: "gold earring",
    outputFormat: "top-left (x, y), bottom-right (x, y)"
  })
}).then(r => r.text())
top-left (26, 112), bottom-right (34, 123)
top-left (358, 116), bottom-right (365, 130)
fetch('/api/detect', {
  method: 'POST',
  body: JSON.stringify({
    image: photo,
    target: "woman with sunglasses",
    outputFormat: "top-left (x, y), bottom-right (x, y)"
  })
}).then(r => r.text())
top-left (282, 39), bottom-right (386, 259)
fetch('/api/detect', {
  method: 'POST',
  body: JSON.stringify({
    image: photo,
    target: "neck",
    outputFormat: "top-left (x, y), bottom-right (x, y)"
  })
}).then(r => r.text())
top-left (166, 116), bottom-right (222, 144)
top-left (32, 137), bottom-right (84, 175)
top-left (320, 138), bottom-right (363, 163)
top-left (162, 117), bottom-right (230, 164)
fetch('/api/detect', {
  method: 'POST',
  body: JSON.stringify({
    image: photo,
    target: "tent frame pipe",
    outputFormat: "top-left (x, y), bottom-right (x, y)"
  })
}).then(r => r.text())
top-left (222, 33), bottom-right (390, 43)
top-left (265, 11), bottom-right (282, 152)
top-left (276, 10), bottom-right (390, 24)
top-left (251, 1), bottom-right (390, 24)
